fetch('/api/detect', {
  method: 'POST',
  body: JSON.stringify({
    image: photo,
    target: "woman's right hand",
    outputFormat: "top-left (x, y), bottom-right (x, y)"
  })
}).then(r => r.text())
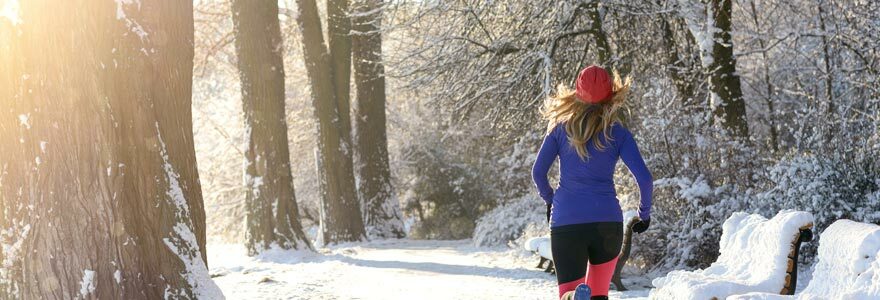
top-left (545, 203), bottom-right (552, 222)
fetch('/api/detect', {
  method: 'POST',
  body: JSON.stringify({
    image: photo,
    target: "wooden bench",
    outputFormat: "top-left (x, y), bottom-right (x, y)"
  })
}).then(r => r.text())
top-left (524, 211), bottom-right (640, 291)
top-left (649, 210), bottom-right (815, 300)
top-left (729, 219), bottom-right (880, 300)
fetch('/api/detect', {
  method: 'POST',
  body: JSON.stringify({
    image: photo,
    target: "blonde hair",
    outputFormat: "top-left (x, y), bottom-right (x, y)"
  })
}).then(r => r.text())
top-left (542, 71), bottom-right (631, 159)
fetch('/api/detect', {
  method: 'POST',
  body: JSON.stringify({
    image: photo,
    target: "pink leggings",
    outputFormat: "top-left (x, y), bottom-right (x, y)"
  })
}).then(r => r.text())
top-left (557, 256), bottom-right (619, 298)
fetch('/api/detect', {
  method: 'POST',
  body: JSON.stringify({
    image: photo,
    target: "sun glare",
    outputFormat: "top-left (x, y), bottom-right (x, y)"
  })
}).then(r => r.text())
top-left (0, 0), bottom-right (21, 25)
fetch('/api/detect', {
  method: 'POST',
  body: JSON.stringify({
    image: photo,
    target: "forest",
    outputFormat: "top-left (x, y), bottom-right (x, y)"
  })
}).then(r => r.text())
top-left (1, 0), bottom-right (878, 299)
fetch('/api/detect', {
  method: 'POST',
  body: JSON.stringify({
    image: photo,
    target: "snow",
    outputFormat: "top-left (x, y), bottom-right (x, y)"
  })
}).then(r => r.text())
top-left (729, 219), bottom-right (880, 300)
top-left (473, 194), bottom-right (545, 247)
top-left (114, 0), bottom-right (148, 40)
top-left (525, 236), bottom-right (552, 260)
top-left (209, 239), bottom-right (652, 299)
top-left (846, 248), bottom-right (880, 299)
top-left (650, 210), bottom-right (814, 300)
top-left (623, 209), bottom-right (639, 224)
top-left (79, 269), bottom-right (96, 297)
top-left (114, 0), bottom-right (138, 19)
top-left (677, 0), bottom-right (719, 68)
top-left (1, 223), bottom-right (30, 269)
top-left (156, 123), bottom-right (224, 299)
top-left (802, 220), bottom-right (880, 298)
top-left (539, 51), bottom-right (553, 97)
top-left (17, 114), bottom-right (29, 129)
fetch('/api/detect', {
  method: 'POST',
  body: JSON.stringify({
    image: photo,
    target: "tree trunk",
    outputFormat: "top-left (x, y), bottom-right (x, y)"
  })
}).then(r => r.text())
top-left (707, 0), bottom-right (750, 138)
top-left (0, 1), bottom-right (222, 299)
top-left (586, 1), bottom-right (612, 68)
top-left (351, 0), bottom-right (406, 239)
top-left (659, 13), bottom-right (698, 106)
top-left (294, 0), bottom-right (367, 244)
top-left (748, 0), bottom-right (780, 152)
top-left (817, 1), bottom-right (836, 142)
top-left (231, 0), bottom-right (312, 255)
top-left (327, 0), bottom-right (354, 140)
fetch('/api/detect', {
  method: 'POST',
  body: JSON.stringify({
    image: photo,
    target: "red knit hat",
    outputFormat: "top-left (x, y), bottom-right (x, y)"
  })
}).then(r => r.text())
top-left (575, 65), bottom-right (612, 104)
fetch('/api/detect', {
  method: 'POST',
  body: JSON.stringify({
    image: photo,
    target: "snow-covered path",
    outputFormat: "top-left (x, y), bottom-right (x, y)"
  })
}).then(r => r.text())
top-left (208, 239), bottom-right (651, 299)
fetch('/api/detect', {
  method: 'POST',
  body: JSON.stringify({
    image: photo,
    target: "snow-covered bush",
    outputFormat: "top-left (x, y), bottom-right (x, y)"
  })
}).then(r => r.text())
top-left (636, 176), bottom-right (746, 270)
top-left (391, 89), bottom-right (545, 240)
top-left (399, 142), bottom-right (491, 240)
top-left (751, 153), bottom-right (880, 261)
top-left (494, 132), bottom-right (543, 200)
top-left (472, 195), bottom-right (546, 247)
top-left (858, 189), bottom-right (880, 224)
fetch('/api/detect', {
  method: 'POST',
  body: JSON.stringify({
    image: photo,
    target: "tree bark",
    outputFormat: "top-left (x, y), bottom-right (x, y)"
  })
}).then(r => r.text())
top-left (586, 1), bottom-right (613, 68)
top-left (351, 0), bottom-right (406, 239)
top-left (294, 0), bottom-right (367, 244)
top-left (0, 1), bottom-right (221, 299)
top-left (327, 0), bottom-right (354, 141)
top-left (659, 13), bottom-right (698, 107)
top-left (707, 0), bottom-right (750, 138)
top-left (231, 0), bottom-right (312, 255)
top-left (817, 1), bottom-right (836, 142)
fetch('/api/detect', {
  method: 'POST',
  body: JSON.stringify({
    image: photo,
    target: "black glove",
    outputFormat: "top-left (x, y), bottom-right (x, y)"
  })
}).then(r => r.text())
top-left (545, 203), bottom-right (552, 222)
top-left (631, 219), bottom-right (650, 233)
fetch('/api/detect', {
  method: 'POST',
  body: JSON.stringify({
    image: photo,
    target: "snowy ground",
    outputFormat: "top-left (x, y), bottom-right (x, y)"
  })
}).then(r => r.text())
top-left (208, 239), bottom-right (652, 300)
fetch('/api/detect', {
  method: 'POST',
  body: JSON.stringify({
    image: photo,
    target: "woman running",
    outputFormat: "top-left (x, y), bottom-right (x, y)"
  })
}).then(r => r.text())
top-left (532, 65), bottom-right (653, 300)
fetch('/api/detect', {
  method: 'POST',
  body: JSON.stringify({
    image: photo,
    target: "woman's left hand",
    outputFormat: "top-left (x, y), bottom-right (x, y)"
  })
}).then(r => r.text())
top-left (632, 219), bottom-right (650, 233)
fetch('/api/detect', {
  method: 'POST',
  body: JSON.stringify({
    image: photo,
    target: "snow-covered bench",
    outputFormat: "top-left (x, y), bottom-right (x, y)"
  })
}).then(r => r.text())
top-left (649, 210), bottom-right (815, 300)
top-left (525, 235), bottom-right (554, 273)
top-left (524, 211), bottom-right (640, 290)
top-left (728, 219), bottom-right (880, 300)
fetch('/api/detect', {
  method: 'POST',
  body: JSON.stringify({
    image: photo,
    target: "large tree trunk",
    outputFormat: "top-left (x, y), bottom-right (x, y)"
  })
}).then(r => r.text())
top-left (351, 0), bottom-right (406, 239)
top-left (707, 0), bottom-right (750, 138)
top-left (586, 1), bottom-right (612, 68)
top-left (327, 0), bottom-right (354, 140)
top-left (294, 0), bottom-right (367, 244)
top-left (0, 1), bottom-right (221, 299)
top-left (231, 0), bottom-right (312, 255)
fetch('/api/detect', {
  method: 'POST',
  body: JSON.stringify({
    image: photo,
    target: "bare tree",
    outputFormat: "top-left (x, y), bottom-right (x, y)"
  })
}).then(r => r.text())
top-left (352, 0), bottom-right (406, 238)
top-left (231, 0), bottom-right (312, 254)
top-left (293, 0), bottom-right (367, 244)
top-left (746, 0), bottom-right (779, 152)
top-left (681, 0), bottom-right (749, 138)
top-left (0, 1), bottom-right (221, 298)
top-left (654, 2), bottom-right (702, 107)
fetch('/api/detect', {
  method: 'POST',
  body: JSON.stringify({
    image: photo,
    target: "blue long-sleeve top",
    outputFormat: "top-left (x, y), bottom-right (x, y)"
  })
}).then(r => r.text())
top-left (532, 122), bottom-right (652, 228)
